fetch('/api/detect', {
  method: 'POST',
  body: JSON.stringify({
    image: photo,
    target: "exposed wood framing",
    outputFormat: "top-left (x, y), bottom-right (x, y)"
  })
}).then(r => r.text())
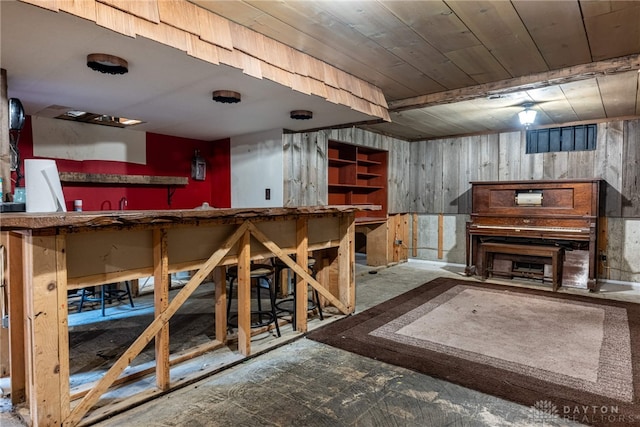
top-left (389, 54), bottom-right (640, 112)
top-left (2, 206), bottom-right (358, 426)
top-left (295, 217), bottom-right (309, 332)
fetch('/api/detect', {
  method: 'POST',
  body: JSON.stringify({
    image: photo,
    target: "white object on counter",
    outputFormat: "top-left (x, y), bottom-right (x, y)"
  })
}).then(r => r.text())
top-left (25, 159), bottom-right (67, 213)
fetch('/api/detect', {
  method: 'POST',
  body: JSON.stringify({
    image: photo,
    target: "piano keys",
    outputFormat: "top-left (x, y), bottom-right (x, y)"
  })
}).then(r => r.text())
top-left (465, 179), bottom-right (602, 291)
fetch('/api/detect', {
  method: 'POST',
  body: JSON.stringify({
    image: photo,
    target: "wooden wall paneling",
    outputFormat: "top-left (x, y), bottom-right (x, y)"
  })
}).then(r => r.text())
top-left (98, 0), bottom-right (160, 23)
top-left (409, 142), bottom-right (425, 213)
top-left (153, 229), bottom-right (170, 391)
top-left (498, 131), bottom-right (523, 182)
top-left (157, 0), bottom-right (201, 35)
top-left (456, 137), bottom-right (473, 214)
top-left (542, 151), bottom-right (569, 180)
top-left (59, 0), bottom-right (97, 21)
top-left (605, 217), bottom-right (625, 281)
top-left (622, 119), bottom-right (640, 217)
top-left (594, 122), bottom-right (624, 217)
top-left (95, 2), bottom-right (136, 37)
top-left (283, 132), bottom-right (328, 207)
top-left (187, 34), bottom-right (220, 64)
top-left (566, 148), bottom-right (596, 178)
top-left (387, 137), bottom-right (412, 214)
top-left (427, 141), bottom-right (445, 213)
top-left (197, 7), bottom-right (233, 50)
top-left (18, 0), bottom-right (58, 11)
top-left (442, 138), bottom-right (461, 214)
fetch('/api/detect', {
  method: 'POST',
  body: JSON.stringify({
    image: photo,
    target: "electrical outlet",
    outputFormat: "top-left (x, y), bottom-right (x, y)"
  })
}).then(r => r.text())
top-left (265, 188), bottom-right (271, 200)
top-left (395, 239), bottom-right (403, 245)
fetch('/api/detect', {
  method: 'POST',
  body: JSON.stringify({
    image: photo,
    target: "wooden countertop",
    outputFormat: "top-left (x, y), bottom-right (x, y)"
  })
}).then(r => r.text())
top-left (0, 205), bottom-right (380, 231)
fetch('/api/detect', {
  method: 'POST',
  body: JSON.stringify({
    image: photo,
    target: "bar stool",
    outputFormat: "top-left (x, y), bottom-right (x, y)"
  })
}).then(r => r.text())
top-left (226, 264), bottom-right (281, 337)
top-left (77, 281), bottom-right (135, 316)
top-left (273, 256), bottom-right (323, 328)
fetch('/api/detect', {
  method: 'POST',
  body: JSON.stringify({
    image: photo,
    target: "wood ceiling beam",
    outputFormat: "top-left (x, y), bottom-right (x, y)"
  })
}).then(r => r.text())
top-left (389, 54), bottom-right (640, 112)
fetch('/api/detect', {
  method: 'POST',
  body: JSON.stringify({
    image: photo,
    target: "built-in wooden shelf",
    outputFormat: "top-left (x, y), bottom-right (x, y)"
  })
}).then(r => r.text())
top-left (328, 140), bottom-right (388, 220)
top-left (59, 172), bottom-right (188, 186)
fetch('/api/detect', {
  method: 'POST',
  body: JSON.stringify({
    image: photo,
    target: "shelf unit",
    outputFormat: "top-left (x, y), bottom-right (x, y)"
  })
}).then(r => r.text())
top-left (327, 140), bottom-right (387, 222)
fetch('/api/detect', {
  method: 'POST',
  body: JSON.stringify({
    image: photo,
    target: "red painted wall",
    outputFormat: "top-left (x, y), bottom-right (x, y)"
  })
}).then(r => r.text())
top-left (12, 116), bottom-right (231, 211)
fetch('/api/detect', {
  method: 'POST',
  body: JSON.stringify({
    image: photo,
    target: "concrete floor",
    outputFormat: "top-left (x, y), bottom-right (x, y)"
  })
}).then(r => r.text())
top-left (1, 259), bottom-right (638, 426)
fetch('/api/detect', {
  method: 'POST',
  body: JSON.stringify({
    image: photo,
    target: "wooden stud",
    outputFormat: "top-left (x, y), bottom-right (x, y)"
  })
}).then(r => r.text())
top-left (1, 232), bottom-right (26, 403)
top-left (56, 234), bottom-right (70, 421)
top-left (236, 230), bottom-right (251, 356)
top-left (65, 222), bottom-right (249, 426)
top-left (412, 213), bottom-right (418, 257)
top-left (23, 232), bottom-right (62, 426)
top-left (339, 214), bottom-right (355, 313)
top-left (245, 223), bottom-right (349, 314)
top-left (153, 229), bottom-right (170, 391)
top-left (438, 213), bottom-right (444, 259)
top-left (295, 217), bottom-right (309, 332)
top-left (213, 266), bottom-right (227, 343)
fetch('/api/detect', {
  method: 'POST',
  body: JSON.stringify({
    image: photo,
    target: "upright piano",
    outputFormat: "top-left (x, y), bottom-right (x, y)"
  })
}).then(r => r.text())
top-left (465, 179), bottom-right (602, 291)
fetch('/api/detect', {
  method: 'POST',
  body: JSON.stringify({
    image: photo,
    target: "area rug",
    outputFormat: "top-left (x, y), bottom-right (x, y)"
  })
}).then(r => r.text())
top-left (307, 277), bottom-right (640, 426)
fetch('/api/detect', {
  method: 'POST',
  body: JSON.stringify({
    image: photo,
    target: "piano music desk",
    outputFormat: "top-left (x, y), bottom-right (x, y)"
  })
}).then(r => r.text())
top-left (481, 242), bottom-right (564, 291)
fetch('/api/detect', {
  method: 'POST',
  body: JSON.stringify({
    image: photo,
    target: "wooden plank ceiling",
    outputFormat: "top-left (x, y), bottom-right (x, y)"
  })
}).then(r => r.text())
top-left (192, 0), bottom-right (640, 140)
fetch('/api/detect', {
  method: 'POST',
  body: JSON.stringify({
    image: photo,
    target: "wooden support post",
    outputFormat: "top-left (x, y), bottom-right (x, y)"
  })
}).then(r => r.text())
top-left (438, 213), bottom-right (444, 259)
top-left (153, 229), bottom-right (170, 391)
top-left (412, 213), bottom-right (418, 258)
top-left (56, 234), bottom-right (70, 421)
top-left (213, 266), bottom-right (227, 343)
top-left (236, 230), bottom-right (251, 356)
top-left (339, 213), bottom-right (355, 313)
top-left (23, 232), bottom-right (63, 425)
top-left (295, 217), bottom-right (309, 332)
top-left (2, 232), bottom-right (26, 404)
top-left (66, 222), bottom-right (249, 426)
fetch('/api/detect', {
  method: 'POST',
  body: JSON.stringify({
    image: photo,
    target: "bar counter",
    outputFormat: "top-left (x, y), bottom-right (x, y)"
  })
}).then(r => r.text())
top-left (1, 205), bottom-right (376, 426)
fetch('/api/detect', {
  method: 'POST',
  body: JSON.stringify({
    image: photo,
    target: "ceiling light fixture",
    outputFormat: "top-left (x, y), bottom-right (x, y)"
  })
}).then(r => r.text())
top-left (87, 53), bottom-right (128, 75)
top-left (212, 90), bottom-right (241, 103)
top-left (518, 103), bottom-right (537, 128)
top-left (290, 110), bottom-right (313, 120)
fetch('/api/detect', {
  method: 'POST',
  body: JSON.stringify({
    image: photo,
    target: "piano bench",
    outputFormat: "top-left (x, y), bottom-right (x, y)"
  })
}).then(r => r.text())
top-left (481, 242), bottom-right (564, 291)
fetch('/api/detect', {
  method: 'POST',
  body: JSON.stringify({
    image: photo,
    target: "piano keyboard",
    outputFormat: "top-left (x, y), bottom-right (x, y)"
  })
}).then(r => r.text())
top-left (473, 225), bottom-right (587, 233)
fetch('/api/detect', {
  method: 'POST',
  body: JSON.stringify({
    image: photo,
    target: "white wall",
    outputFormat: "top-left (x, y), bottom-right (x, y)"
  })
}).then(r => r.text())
top-left (230, 129), bottom-right (283, 208)
top-left (31, 116), bottom-right (146, 164)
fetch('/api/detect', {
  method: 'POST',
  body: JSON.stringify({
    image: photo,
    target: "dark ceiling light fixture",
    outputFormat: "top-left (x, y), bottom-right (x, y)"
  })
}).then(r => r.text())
top-left (290, 110), bottom-right (313, 120)
top-left (212, 90), bottom-right (241, 103)
top-left (87, 53), bottom-right (128, 75)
